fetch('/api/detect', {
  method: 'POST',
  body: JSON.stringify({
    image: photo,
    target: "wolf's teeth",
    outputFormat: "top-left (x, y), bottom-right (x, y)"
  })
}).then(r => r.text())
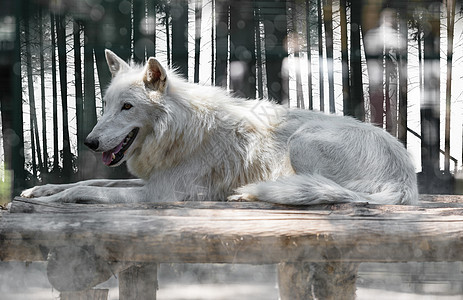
top-left (112, 153), bottom-right (116, 160)
top-left (128, 132), bottom-right (133, 138)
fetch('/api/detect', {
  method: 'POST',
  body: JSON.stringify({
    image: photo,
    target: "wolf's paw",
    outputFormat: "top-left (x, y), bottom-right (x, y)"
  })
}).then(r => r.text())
top-left (227, 193), bottom-right (258, 202)
top-left (22, 188), bottom-right (79, 203)
top-left (20, 184), bottom-right (66, 198)
top-left (20, 187), bottom-right (40, 198)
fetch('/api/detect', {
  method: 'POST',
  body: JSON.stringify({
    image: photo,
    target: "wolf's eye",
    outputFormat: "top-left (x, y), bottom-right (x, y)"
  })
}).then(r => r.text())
top-left (122, 103), bottom-right (133, 110)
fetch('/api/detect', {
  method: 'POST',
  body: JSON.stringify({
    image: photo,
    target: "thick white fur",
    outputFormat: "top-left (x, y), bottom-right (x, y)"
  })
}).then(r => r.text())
top-left (22, 50), bottom-right (418, 205)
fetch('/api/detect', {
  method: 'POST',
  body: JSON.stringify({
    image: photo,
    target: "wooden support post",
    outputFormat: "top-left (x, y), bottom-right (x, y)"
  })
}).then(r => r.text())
top-left (119, 263), bottom-right (158, 300)
top-left (47, 246), bottom-right (114, 292)
top-left (278, 262), bottom-right (359, 300)
top-left (60, 289), bottom-right (109, 300)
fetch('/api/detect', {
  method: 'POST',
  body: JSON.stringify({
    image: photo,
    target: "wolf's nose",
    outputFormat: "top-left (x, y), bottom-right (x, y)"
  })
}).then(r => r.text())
top-left (84, 138), bottom-right (99, 151)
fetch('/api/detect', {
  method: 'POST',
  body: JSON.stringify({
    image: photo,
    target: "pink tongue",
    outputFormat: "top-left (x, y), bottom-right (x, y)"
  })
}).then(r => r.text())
top-left (102, 141), bottom-right (124, 166)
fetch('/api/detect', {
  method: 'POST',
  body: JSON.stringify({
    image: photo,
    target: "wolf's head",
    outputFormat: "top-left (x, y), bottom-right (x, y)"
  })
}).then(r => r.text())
top-left (84, 50), bottom-right (168, 170)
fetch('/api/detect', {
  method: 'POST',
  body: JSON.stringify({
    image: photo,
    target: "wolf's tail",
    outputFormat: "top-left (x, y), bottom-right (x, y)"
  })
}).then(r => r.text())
top-left (236, 174), bottom-right (418, 205)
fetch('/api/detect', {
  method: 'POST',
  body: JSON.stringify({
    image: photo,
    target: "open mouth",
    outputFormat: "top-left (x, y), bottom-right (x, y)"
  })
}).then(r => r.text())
top-left (102, 128), bottom-right (139, 166)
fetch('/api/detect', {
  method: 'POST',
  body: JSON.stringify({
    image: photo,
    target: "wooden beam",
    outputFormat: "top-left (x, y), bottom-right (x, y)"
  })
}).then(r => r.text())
top-left (2, 197), bottom-right (463, 264)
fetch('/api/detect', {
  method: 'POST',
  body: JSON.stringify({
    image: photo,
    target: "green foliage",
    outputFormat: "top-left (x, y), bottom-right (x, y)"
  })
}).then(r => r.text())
top-left (0, 165), bottom-right (12, 205)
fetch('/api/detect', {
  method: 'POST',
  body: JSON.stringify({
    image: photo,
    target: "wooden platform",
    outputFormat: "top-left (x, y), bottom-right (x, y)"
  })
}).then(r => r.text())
top-left (1, 195), bottom-right (463, 299)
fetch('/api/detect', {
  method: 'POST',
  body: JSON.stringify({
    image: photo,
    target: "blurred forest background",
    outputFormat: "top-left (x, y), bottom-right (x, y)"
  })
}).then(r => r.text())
top-left (1, 0), bottom-right (463, 202)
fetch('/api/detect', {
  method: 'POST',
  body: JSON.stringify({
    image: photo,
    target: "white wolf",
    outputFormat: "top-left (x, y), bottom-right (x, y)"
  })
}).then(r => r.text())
top-left (22, 50), bottom-right (418, 205)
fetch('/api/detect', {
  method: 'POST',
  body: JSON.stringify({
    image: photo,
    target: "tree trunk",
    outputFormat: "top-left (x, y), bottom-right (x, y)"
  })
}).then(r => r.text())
top-left (255, 5), bottom-right (263, 99)
top-left (194, 0), bottom-right (203, 83)
top-left (421, 3), bottom-right (441, 191)
top-left (261, 0), bottom-right (288, 104)
top-left (340, 0), bottom-right (350, 116)
top-left (349, 0), bottom-right (364, 121)
top-left (385, 50), bottom-right (398, 136)
top-left (398, 7), bottom-right (408, 147)
top-left (110, 2), bottom-right (132, 60)
top-left (56, 14), bottom-right (73, 177)
top-left (317, 0), bottom-right (324, 111)
top-left (306, 0), bottom-right (313, 110)
top-left (362, 0), bottom-right (383, 126)
top-left (211, 0), bottom-right (215, 85)
top-left (93, 49), bottom-right (111, 98)
top-left (0, 0), bottom-right (25, 195)
top-left (134, 0), bottom-right (156, 62)
top-left (323, 0), bottom-right (334, 113)
top-left (171, 0), bottom-right (189, 79)
top-left (50, 13), bottom-right (60, 174)
top-left (83, 24), bottom-right (97, 142)
top-left (39, 8), bottom-right (48, 175)
top-left (74, 20), bottom-right (84, 179)
top-left (25, 9), bottom-right (42, 180)
top-left (24, 12), bottom-right (36, 179)
top-left (229, 0), bottom-right (256, 99)
top-left (215, 0), bottom-right (229, 87)
top-left (165, 5), bottom-right (171, 68)
top-left (445, 0), bottom-right (455, 173)
top-left (133, 0), bottom-right (145, 63)
top-left (89, 0), bottom-right (132, 96)
top-left (291, 0), bottom-right (304, 109)
top-left (418, 26), bottom-right (423, 107)
top-left (147, 0), bottom-right (156, 57)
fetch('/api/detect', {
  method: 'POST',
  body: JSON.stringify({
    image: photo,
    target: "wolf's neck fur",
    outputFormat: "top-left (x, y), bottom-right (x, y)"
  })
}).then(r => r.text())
top-left (127, 73), bottom-right (292, 197)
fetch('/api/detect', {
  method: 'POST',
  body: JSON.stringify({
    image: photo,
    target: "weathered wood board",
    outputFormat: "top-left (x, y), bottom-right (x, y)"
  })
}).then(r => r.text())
top-left (1, 196), bottom-right (463, 265)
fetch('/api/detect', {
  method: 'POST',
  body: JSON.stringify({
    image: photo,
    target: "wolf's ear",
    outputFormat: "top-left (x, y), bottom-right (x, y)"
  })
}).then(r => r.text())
top-left (143, 57), bottom-right (167, 92)
top-left (105, 49), bottom-right (130, 77)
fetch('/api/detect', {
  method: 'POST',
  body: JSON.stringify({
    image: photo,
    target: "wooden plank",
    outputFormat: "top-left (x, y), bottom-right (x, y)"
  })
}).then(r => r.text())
top-left (119, 264), bottom-right (158, 300)
top-left (2, 198), bottom-right (463, 264)
top-left (60, 289), bottom-right (108, 300)
top-left (278, 262), bottom-right (358, 300)
top-left (7, 197), bottom-right (290, 214)
top-left (419, 194), bottom-right (463, 203)
top-left (9, 195), bottom-right (463, 214)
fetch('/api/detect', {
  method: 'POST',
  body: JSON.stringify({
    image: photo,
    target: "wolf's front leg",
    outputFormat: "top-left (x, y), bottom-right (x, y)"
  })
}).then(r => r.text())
top-left (32, 186), bottom-right (147, 204)
top-left (21, 183), bottom-right (77, 198)
top-left (21, 179), bottom-right (144, 198)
